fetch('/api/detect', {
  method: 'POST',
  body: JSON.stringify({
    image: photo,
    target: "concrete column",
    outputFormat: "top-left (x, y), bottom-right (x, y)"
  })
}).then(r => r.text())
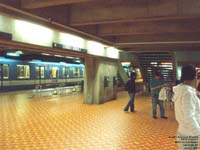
top-left (83, 57), bottom-right (96, 104)
top-left (83, 57), bottom-right (118, 104)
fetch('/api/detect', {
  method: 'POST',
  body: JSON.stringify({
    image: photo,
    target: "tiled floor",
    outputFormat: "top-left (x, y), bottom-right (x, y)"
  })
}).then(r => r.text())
top-left (0, 91), bottom-right (179, 150)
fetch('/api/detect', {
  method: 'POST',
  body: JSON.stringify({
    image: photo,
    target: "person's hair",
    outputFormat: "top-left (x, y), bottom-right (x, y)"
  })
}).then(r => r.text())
top-left (154, 71), bottom-right (162, 77)
top-left (181, 64), bottom-right (196, 81)
top-left (130, 72), bottom-right (136, 79)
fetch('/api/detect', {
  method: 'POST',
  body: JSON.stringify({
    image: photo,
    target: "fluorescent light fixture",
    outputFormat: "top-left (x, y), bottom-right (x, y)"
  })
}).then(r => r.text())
top-left (121, 62), bottom-right (130, 66)
top-left (54, 54), bottom-right (64, 57)
top-left (161, 62), bottom-right (172, 65)
top-left (15, 20), bottom-right (53, 46)
top-left (196, 67), bottom-right (200, 70)
top-left (87, 41), bottom-right (106, 56)
top-left (177, 66), bottom-right (182, 80)
top-left (16, 51), bottom-right (23, 54)
top-left (42, 53), bottom-right (51, 56)
top-left (0, 15), bottom-right (11, 32)
top-left (6, 52), bottom-right (20, 57)
top-left (59, 33), bottom-right (85, 48)
top-left (31, 59), bottom-right (42, 62)
top-left (151, 62), bottom-right (158, 64)
top-left (106, 47), bottom-right (119, 59)
top-left (74, 60), bottom-right (81, 63)
top-left (159, 64), bottom-right (169, 66)
top-left (66, 56), bottom-right (75, 59)
top-left (59, 62), bottom-right (67, 64)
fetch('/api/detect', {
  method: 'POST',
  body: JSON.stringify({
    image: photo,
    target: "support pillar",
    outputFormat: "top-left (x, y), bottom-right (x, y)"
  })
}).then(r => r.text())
top-left (83, 57), bottom-right (96, 104)
top-left (83, 57), bottom-right (118, 104)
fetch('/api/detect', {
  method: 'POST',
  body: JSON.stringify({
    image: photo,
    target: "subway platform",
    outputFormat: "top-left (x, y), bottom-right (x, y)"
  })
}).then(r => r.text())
top-left (0, 91), bottom-right (178, 150)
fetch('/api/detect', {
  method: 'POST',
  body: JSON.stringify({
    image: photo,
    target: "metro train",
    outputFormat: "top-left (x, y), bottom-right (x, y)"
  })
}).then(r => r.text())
top-left (0, 56), bottom-right (84, 92)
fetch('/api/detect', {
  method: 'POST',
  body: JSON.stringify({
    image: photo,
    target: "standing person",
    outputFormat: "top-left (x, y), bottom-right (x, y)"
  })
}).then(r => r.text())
top-left (197, 72), bottom-right (200, 91)
top-left (197, 72), bottom-right (200, 98)
top-left (173, 64), bottom-right (200, 150)
top-left (150, 71), bottom-right (168, 119)
top-left (124, 72), bottom-right (136, 112)
top-left (175, 79), bottom-right (181, 85)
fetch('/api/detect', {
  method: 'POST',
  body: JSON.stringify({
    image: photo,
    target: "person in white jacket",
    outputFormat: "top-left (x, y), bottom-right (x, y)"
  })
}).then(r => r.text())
top-left (173, 64), bottom-right (200, 150)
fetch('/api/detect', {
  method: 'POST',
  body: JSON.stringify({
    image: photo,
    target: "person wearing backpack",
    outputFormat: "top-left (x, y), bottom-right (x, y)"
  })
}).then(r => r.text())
top-left (197, 72), bottom-right (200, 96)
top-left (124, 72), bottom-right (137, 112)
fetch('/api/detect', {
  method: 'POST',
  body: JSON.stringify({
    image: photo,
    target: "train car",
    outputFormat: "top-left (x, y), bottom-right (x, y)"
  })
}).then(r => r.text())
top-left (0, 56), bottom-right (84, 92)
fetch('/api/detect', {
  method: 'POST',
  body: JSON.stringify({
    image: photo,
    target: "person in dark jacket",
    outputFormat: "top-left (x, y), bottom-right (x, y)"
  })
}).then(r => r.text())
top-left (124, 72), bottom-right (137, 112)
top-left (197, 72), bottom-right (200, 98)
top-left (197, 72), bottom-right (200, 92)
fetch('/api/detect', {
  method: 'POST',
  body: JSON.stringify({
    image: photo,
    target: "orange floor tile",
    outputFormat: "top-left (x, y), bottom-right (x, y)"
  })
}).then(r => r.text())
top-left (0, 91), bottom-right (179, 150)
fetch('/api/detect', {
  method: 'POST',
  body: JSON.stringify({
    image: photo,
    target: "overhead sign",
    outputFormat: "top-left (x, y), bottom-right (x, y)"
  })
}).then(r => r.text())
top-left (52, 42), bottom-right (87, 53)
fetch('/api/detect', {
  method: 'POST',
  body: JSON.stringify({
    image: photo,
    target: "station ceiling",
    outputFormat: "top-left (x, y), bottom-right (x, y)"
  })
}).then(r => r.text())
top-left (0, 0), bottom-right (200, 53)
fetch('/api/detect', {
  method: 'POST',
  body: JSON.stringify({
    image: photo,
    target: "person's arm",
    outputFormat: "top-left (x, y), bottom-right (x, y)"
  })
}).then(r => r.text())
top-left (182, 92), bottom-right (200, 135)
top-left (150, 80), bottom-right (164, 91)
top-left (125, 80), bottom-right (130, 91)
top-left (151, 84), bottom-right (163, 91)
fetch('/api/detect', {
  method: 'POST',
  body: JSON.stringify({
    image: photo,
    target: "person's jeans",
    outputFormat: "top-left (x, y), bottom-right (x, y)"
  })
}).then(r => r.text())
top-left (124, 93), bottom-right (135, 112)
top-left (152, 94), bottom-right (165, 117)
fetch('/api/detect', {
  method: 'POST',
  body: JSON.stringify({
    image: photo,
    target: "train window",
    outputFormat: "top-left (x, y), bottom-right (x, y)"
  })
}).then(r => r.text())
top-left (63, 67), bottom-right (69, 78)
top-left (73, 68), bottom-right (80, 77)
top-left (35, 66), bottom-right (45, 79)
top-left (17, 65), bottom-right (30, 79)
top-left (3, 64), bottom-right (9, 79)
top-left (50, 67), bottom-right (59, 78)
top-left (0, 64), bottom-right (9, 79)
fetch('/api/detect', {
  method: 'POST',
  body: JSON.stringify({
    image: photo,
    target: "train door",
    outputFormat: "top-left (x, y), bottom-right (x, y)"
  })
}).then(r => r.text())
top-left (63, 67), bottom-right (69, 85)
top-left (50, 66), bottom-right (59, 87)
top-left (0, 64), bottom-right (9, 90)
top-left (73, 67), bottom-right (80, 78)
top-left (35, 66), bottom-right (45, 87)
top-left (0, 64), bottom-right (3, 90)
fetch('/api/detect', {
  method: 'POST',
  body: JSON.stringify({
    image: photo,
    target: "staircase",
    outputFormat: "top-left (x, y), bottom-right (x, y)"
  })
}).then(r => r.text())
top-left (138, 52), bottom-right (174, 83)
top-left (117, 61), bottom-right (129, 85)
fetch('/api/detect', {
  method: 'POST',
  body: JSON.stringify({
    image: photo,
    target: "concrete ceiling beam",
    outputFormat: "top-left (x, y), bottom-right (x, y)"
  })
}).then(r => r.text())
top-left (70, 0), bottom-right (200, 26)
top-left (21, 0), bottom-right (98, 9)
